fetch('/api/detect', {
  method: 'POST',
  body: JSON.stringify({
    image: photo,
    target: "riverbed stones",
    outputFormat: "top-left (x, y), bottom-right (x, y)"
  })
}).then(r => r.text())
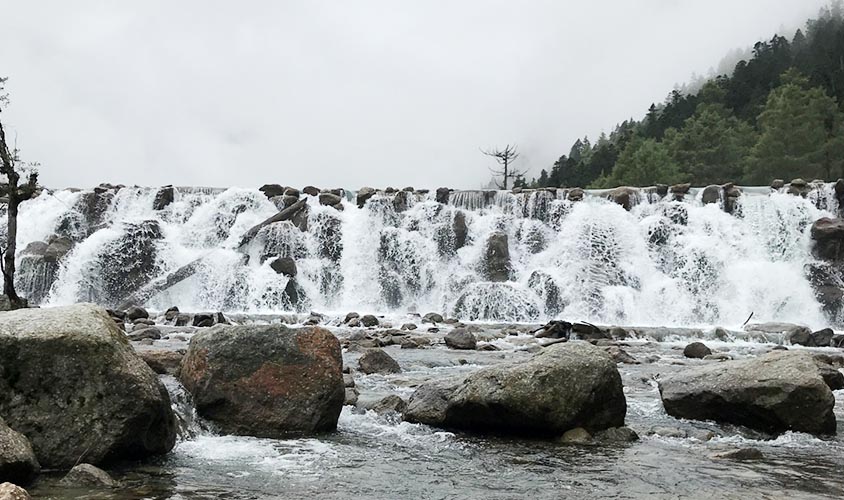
top-left (0, 304), bottom-right (177, 468)
top-left (404, 341), bottom-right (626, 435)
top-left (358, 349), bottom-right (401, 374)
top-left (606, 187), bottom-right (640, 210)
top-left (683, 342), bottom-right (712, 359)
top-left (422, 312), bottom-right (443, 324)
top-left (138, 350), bottom-right (184, 375)
top-left (360, 314), bottom-right (379, 327)
top-left (658, 351), bottom-right (836, 435)
top-left (180, 324), bottom-right (343, 437)
top-left (0, 418), bottom-right (39, 485)
top-left (125, 305), bottom-right (149, 321)
top-left (59, 463), bottom-right (117, 488)
top-left (444, 328), bottom-right (477, 350)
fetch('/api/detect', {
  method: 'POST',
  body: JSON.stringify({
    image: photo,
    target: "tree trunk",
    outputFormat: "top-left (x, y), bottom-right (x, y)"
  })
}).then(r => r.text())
top-left (116, 198), bottom-right (308, 308)
top-left (2, 187), bottom-right (22, 307)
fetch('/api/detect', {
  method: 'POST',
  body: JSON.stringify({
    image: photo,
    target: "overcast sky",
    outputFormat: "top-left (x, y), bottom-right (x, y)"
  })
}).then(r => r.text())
top-left (0, 0), bottom-right (830, 189)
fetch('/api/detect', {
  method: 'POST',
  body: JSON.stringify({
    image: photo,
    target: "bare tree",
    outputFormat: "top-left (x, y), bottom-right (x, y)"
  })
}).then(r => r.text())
top-left (481, 144), bottom-right (527, 190)
top-left (0, 77), bottom-right (39, 309)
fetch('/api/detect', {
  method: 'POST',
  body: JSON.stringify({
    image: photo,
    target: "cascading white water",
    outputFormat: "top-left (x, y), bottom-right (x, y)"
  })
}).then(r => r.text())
top-left (6, 183), bottom-right (838, 329)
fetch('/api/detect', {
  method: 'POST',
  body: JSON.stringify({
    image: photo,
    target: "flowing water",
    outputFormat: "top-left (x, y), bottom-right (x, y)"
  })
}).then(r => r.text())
top-left (6, 184), bottom-right (844, 498)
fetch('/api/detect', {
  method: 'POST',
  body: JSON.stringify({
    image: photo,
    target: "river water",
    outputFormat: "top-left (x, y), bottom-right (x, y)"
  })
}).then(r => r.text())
top-left (8, 184), bottom-right (844, 498)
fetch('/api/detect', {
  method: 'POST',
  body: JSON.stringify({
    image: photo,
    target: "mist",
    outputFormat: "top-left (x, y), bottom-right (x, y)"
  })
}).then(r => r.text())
top-left (0, 0), bottom-right (830, 189)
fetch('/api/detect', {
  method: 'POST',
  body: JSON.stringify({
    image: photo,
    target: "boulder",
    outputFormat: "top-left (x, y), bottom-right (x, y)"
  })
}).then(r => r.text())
top-left (344, 312), bottom-right (360, 324)
top-left (369, 395), bottom-right (407, 415)
top-left (318, 192), bottom-right (342, 206)
top-left (125, 305), bottom-right (149, 321)
top-left (356, 187), bottom-right (376, 208)
top-left (771, 179), bottom-right (785, 190)
top-left (658, 351), bottom-right (836, 435)
top-left (453, 211), bottom-right (468, 250)
top-left (0, 418), bottom-right (39, 485)
top-left (567, 187), bottom-right (585, 202)
top-left (606, 187), bottom-right (640, 211)
top-left (811, 217), bottom-right (844, 261)
top-left (179, 324), bottom-right (343, 437)
top-left (483, 231), bottom-right (511, 282)
top-left (436, 187), bottom-right (450, 204)
top-left (164, 306), bottom-right (180, 322)
top-left (302, 186), bottom-right (320, 196)
top-left (0, 483), bottom-right (30, 500)
top-left (786, 326), bottom-right (814, 346)
top-left (701, 185), bottom-right (721, 205)
top-left (444, 328), bottom-right (477, 350)
top-left (404, 342), bottom-right (626, 435)
top-left (422, 312), bottom-right (444, 324)
top-left (127, 326), bottom-right (162, 341)
top-left (360, 314), bottom-right (379, 327)
top-left (0, 304), bottom-right (176, 468)
top-left (812, 328), bottom-right (834, 347)
top-left (138, 350), bottom-right (184, 375)
top-left (259, 184), bottom-right (286, 199)
top-left (358, 349), bottom-right (401, 375)
top-left (59, 463), bottom-right (117, 488)
top-left (683, 342), bottom-right (712, 359)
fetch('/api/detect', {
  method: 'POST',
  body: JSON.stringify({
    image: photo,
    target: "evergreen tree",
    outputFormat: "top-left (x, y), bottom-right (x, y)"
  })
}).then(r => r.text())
top-left (594, 137), bottom-right (684, 187)
top-left (749, 69), bottom-right (844, 182)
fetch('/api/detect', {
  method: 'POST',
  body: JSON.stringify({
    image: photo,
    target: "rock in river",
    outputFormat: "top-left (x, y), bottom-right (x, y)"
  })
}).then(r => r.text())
top-left (404, 341), bottom-right (626, 435)
top-left (0, 418), bottom-right (39, 485)
top-left (0, 304), bottom-right (177, 469)
top-left (658, 351), bottom-right (836, 435)
top-left (179, 324), bottom-right (344, 437)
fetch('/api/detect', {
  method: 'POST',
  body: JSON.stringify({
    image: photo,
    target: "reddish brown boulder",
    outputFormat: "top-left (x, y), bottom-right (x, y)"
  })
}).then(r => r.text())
top-left (179, 324), bottom-right (344, 437)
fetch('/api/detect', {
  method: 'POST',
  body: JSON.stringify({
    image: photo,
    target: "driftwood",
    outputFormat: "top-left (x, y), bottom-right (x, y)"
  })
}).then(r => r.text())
top-left (116, 198), bottom-right (307, 309)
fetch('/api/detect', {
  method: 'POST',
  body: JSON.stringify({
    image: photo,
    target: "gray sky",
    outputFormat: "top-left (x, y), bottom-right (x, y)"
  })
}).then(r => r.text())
top-left (0, 0), bottom-right (830, 189)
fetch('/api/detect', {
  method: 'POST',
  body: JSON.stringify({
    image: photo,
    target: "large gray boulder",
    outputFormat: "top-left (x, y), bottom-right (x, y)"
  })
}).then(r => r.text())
top-left (483, 231), bottom-right (511, 282)
top-left (180, 324), bottom-right (344, 437)
top-left (658, 351), bottom-right (836, 435)
top-left (0, 418), bottom-right (39, 485)
top-left (404, 342), bottom-right (626, 435)
top-left (0, 304), bottom-right (177, 469)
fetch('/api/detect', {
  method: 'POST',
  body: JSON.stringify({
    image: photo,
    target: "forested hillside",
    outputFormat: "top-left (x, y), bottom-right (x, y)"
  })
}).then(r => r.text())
top-left (532, 3), bottom-right (844, 188)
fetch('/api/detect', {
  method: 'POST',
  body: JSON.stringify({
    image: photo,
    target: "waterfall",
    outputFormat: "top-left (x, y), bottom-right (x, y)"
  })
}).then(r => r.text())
top-left (5, 184), bottom-right (838, 329)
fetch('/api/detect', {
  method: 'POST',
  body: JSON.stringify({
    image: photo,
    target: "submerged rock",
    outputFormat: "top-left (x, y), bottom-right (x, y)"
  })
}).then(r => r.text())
top-left (404, 342), bottom-right (626, 435)
top-left (658, 351), bottom-right (836, 436)
top-left (0, 304), bottom-right (177, 468)
top-left (179, 324), bottom-right (344, 437)
top-left (444, 328), bottom-right (477, 350)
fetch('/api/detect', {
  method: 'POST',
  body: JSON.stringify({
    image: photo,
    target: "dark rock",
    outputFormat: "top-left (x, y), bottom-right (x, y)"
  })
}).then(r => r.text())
top-left (567, 187), bottom-right (585, 202)
top-left (344, 312), bottom-right (360, 324)
top-left (358, 349), bottom-right (401, 375)
top-left (812, 328), bottom-right (834, 347)
top-left (400, 323), bottom-right (417, 331)
top-left (405, 342), bottom-right (626, 435)
top-left (152, 186), bottom-right (175, 210)
top-left (164, 306), bottom-right (179, 322)
top-left (302, 186), bottom-right (320, 196)
top-left (259, 184), bottom-right (286, 199)
top-left (360, 315), bottom-right (379, 327)
top-left (0, 418), bottom-right (40, 485)
top-left (683, 342), bottom-right (712, 359)
top-left (318, 192), bottom-right (342, 206)
top-left (128, 327), bottom-right (162, 341)
top-left (0, 304), bottom-right (176, 468)
top-left (811, 217), bottom-right (844, 261)
top-left (771, 179), bottom-right (785, 190)
top-left (444, 328), bottom-right (477, 350)
top-left (605, 346), bottom-right (637, 364)
top-left (422, 312), bottom-right (444, 324)
top-left (606, 187), bottom-right (640, 210)
top-left (786, 326), bottom-right (814, 346)
top-left (436, 187), bottom-right (450, 204)
top-left (59, 463), bottom-right (117, 488)
top-left (356, 187), bottom-right (376, 208)
top-left (125, 305), bottom-right (149, 321)
top-left (179, 324), bottom-right (344, 437)
top-left (701, 185), bottom-right (721, 205)
top-left (453, 211), bottom-right (468, 250)
top-left (534, 320), bottom-right (571, 340)
top-left (175, 313), bottom-right (191, 327)
top-left (270, 256), bottom-right (297, 277)
top-left (483, 231), bottom-right (511, 282)
top-left (369, 395), bottom-right (407, 415)
top-left (658, 351), bottom-right (836, 436)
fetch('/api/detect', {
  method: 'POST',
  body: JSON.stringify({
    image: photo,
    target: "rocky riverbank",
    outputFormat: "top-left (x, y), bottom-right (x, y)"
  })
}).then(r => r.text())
top-left (2, 304), bottom-right (843, 498)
